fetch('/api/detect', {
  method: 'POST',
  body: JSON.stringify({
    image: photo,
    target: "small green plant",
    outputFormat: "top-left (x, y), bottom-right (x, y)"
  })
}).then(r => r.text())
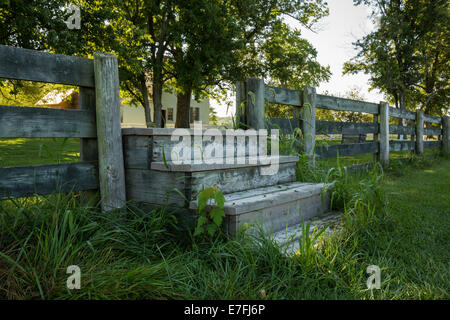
top-left (293, 220), bottom-right (330, 271)
top-left (194, 186), bottom-right (226, 238)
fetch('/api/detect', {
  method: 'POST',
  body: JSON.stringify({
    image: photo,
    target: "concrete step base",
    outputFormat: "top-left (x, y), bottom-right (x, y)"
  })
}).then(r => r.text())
top-left (190, 182), bottom-right (332, 236)
top-left (272, 212), bottom-right (342, 256)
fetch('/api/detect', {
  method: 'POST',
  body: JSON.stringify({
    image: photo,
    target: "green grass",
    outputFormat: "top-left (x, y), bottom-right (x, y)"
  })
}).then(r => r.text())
top-left (0, 138), bottom-right (80, 166)
top-left (0, 138), bottom-right (449, 299)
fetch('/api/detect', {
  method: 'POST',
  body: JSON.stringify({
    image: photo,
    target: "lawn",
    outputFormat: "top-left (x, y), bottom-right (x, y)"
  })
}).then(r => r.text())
top-left (0, 138), bottom-right (80, 167)
top-left (0, 138), bottom-right (448, 299)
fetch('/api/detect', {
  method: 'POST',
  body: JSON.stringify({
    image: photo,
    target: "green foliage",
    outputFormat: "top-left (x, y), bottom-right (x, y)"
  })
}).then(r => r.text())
top-left (194, 186), bottom-right (226, 238)
top-left (261, 20), bottom-right (331, 89)
top-left (294, 221), bottom-right (330, 270)
top-left (344, 0), bottom-right (449, 116)
top-left (208, 107), bottom-right (219, 125)
top-left (0, 155), bottom-right (449, 299)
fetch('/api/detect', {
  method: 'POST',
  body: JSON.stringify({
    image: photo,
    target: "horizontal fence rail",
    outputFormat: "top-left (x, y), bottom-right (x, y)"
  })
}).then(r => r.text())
top-left (316, 94), bottom-right (379, 114)
top-left (390, 141), bottom-right (415, 152)
top-left (0, 105), bottom-right (97, 138)
top-left (237, 78), bottom-right (449, 167)
top-left (0, 45), bottom-right (95, 87)
top-left (388, 107), bottom-right (416, 120)
top-left (389, 124), bottom-right (415, 135)
top-left (316, 142), bottom-right (378, 159)
top-left (0, 45), bottom-right (126, 211)
top-left (268, 118), bottom-right (379, 135)
top-left (0, 162), bottom-right (98, 200)
top-left (264, 85), bottom-right (302, 106)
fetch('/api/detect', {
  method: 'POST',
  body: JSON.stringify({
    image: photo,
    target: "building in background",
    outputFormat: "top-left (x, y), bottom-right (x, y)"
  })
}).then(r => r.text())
top-left (121, 90), bottom-right (209, 128)
top-left (36, 89), bottom-right (209, 128)
top-left (35, 89), bottom-right (79, 109)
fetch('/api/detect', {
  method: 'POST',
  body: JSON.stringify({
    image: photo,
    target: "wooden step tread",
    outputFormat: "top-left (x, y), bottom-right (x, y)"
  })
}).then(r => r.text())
top-left (151, 155), bottom-right (298, 172)
top-left (189, 181), bottom-right (329, 215)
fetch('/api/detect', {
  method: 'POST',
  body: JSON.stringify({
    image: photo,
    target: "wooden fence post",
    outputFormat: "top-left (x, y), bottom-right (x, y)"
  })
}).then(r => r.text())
top-left (79, 87), bottom-right (99, 205)
top-left (301, 86), bottom-right (316, 167)
top-left (415, 110), bottom-right (424, 156)
top-left (94, 53), bottom-right (126, 212)
top-left (245, 78), bottom-right (265, 130)
top-left (378, 102), bottom-right (389, 165)
top-left (235, 81), bottom-right (246, 129)
top-left (372, 113), bottom-right (379, 162)
top-left (442, 116), bottom-right (450, 155)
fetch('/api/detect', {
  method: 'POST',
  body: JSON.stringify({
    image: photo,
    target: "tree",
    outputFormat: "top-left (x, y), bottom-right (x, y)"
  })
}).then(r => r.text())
top-left (169, 0), bottom-right (330, 127)
top-left (1, 0), bottom-right (331, 129)
top-left (168, 0), bottom-right (243, 128)
top-left (0, 0), bottom-right (81, 106)
top-left (209, 106), bottom-right (219, 125)
top-left (261, 20), bottom-right (331, 119)
top-left (344, 0), bottom-right (449, 117)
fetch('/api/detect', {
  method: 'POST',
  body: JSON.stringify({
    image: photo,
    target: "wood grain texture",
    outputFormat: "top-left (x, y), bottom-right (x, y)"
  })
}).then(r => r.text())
top-left (122, 135), bottom-right (151, 169)
top-left (390, 140), bottom-right (414, 151)
top-left (0, 45), bottom-right (94, 87)
top-left (389, 124), bottom-right (415, 135)
top-left (190, 163), bottom-right (296, 197)
top-left (423, 127), bottom-right (442, 136)
top-left (423, 114), bottom-right (441, 124)
top-left (235, 81), bottom-right (246, 128)
top-left (94, 53), bottom-right (126, 211)
top-left (125, 169), bottom-right (187, 206)
top-left (245, 78), bottom-right (265, 130)
top-left (378, 102), bottom-right (389, 165)
top-left (316, 120), bottom-right (378, 135)
top-left (264, 85), bottom-right (302, 106)
top-left (0, 162), bottom-right (98, 200)
top-left (268, 118), bottom-right (379, 135)
top-left (315, 142), bottom-right (378, 159)
top-left (388, 107), bottom-right (416, 120)
top-left (443, 117), bottom-right (450, 155)
top-left (316, 94), bottom-right (379, 114)
top-left (424, 141), bottom-right (441, 149)
top-left (0, 105), bottom-right (96, 138)
top-left (79, 87), bottom-right (99, 204)
top-left (302, 86), bottom-right (316, 166)
top-left (415, 110), bottom-right (424, 156)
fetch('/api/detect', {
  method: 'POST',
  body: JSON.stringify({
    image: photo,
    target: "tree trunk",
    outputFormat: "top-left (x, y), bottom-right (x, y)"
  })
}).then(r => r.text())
top-left (175, 86), bottom-right (192, 128)
top-left (140, 77), bottom-right (152, 127)
top-left (152, 81), bottom-right (163, 128)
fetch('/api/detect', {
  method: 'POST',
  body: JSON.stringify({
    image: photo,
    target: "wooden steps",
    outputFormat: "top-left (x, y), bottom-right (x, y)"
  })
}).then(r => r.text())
top-left (189, 182), bottom-right (331, 235)
top-left (122, 128), bottom-right (332, 237)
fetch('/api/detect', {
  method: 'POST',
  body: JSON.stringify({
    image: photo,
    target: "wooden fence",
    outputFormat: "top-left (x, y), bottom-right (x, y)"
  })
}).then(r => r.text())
top-left (236, 78), bottom-right (450, 167)
top-left (0, 45), bottom-right (126, 212)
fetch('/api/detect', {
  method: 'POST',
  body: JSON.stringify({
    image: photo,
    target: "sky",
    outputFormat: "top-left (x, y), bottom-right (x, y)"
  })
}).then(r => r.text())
top-left (211, 0), bottom-right (386, 117)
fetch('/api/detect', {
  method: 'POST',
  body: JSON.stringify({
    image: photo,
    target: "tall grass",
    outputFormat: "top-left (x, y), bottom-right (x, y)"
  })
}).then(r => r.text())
top-left (1, 150), bottom-right (448, 299)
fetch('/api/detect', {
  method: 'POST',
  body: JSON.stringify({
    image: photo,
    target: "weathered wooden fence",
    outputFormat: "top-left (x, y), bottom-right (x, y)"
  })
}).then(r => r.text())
top-left (0, 45), bottom-right (126, 212)
top-left (236, 78), bottom-right (450, 167)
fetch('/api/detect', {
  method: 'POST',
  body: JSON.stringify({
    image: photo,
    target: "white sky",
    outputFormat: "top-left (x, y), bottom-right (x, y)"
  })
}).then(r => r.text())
top-left (211, 0), bottom-right (386, 117)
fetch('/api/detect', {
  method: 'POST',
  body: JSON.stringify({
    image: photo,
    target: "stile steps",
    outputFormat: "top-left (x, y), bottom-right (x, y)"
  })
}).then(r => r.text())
top-left (122, 128), bottom-right (332, 237)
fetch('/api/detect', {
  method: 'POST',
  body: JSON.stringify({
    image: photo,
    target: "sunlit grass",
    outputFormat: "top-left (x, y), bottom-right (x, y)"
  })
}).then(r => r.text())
top-left (0, 136), bottom-right (448, 300)
top-left (0, 138), bottom-right (80, 166)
